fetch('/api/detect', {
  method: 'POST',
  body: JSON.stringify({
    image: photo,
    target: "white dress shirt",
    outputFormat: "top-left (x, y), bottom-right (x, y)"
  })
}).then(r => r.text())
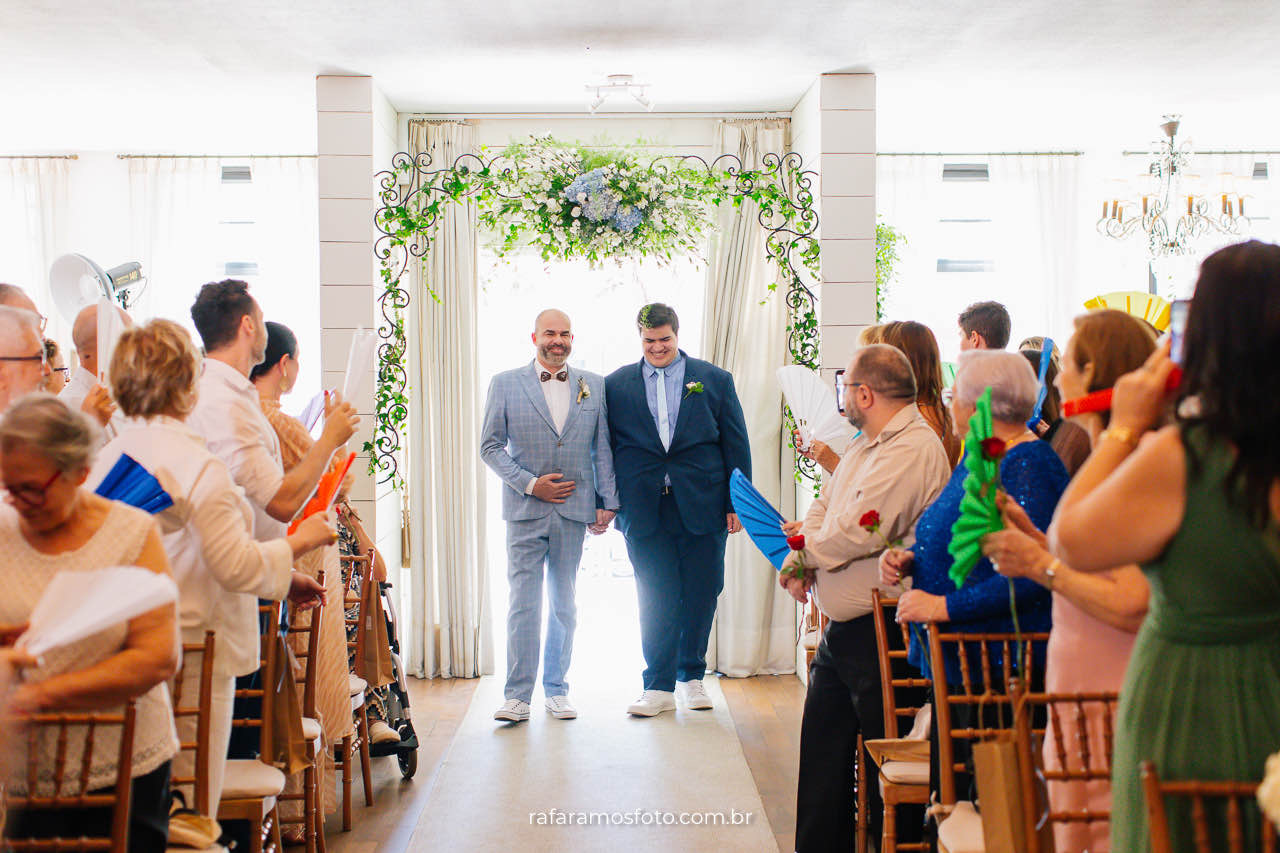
top-left (785, 403), bottom-right (951, 622)
top-left (186, 358), bottom-right (287, 542)
top-left (537, 360), bottom-right (571, 433)
top-left (88, 416), bottom-right (294, 677)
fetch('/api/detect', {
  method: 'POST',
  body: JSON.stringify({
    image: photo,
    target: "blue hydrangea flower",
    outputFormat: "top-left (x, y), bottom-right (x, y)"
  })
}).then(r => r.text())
top-left (583, 190), bottom-right (619, 223)
top-left (611, 205), bottom-right (643, 233)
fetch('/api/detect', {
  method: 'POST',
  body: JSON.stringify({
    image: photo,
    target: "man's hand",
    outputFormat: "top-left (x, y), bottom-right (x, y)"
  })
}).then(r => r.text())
top-left (780, 573), bottom-right (810, 604)
top-left (81, 384), bottom-right (115, 427)
top-left (879, 548), bottom-right (914, 586)
top-left (287, 571), bottom-right (327, 611)
top-left (588, 508), bottom-right (615, 535)
top-left (532, 473), bottom-right (575, 503)
top-left (727, 513), bottom-right (742, 534)
top-left (320, 391), bottom-right (360, 449)
top-left (781, 520), bottom-right (802, 536)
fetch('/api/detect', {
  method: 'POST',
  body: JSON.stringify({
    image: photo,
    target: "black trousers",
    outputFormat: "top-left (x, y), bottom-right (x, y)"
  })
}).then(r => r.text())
top-left (623, 493), bottom-right (727, 692)
top-left (8, 760), bottom-right (171, 853)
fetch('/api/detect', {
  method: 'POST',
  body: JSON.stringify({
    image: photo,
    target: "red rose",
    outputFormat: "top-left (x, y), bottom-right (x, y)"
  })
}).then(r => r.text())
top-left (859, 510), bottom-right (881, 532)
top-left (981, 437), bottom-right (1007, 460)
top-left (786, 534), bottom-right (806, 551)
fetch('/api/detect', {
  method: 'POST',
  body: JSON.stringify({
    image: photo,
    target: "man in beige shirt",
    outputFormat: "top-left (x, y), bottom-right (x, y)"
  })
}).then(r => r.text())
top-left (781, 344), bottom-right (950, 852)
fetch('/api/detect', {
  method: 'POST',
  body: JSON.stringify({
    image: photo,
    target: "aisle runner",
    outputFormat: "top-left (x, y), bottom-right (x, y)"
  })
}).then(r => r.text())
top-left (410, 581), bottom-right (776, 852)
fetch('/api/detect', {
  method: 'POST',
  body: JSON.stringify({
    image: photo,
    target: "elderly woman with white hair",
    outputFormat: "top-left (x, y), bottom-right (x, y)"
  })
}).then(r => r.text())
top-left (880, 350), bottom-right (1069, 799)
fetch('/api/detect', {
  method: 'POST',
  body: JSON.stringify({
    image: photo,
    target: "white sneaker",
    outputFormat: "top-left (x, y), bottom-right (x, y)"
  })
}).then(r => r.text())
top-left (494, 699), bottom-right (531, 722)
top-left (627, 690), bottom-right (676, 717)
top-left (545, 695), bottom-right (578, 720)
top-left (679, 679), bottom-right (714, 710)
top-left (369, 719), bottom-right (401, 744)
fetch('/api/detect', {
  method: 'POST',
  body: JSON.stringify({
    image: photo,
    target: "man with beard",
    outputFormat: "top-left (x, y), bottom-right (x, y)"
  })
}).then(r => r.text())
top-left (481, 308), bottom-right (618, 723)
top-left (780, 344), bottom-right (951, 852)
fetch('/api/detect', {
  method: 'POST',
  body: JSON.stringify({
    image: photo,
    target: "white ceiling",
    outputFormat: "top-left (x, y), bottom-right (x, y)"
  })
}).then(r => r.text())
top-left (2, 0), bottom-right (1279, 152)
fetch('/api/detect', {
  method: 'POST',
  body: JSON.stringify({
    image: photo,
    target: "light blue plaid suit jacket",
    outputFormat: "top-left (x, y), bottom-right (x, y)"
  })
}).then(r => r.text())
top-left (480, 361), bottom-right (620, 524)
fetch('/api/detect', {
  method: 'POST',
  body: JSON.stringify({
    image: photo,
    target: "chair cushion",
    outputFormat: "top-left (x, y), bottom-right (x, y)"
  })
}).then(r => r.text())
top-left (349, 674), bottom-right (368, 697)
top-left (937, 800), bottom-right (984, 853)
top-left (301, 716), bottom-right (322, 742)
top-left (880, 760), bottom-right (930, 785)
top-left (221, 759), bottom-right (286, 799)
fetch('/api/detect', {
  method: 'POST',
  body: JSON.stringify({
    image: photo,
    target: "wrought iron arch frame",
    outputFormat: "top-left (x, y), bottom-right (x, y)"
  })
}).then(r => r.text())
top-left (370, 148), bottom-right (824, 487)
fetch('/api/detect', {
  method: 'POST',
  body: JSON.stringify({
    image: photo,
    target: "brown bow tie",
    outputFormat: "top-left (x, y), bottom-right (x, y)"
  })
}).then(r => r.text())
top-left (540, 370), bottom-right (568, 383)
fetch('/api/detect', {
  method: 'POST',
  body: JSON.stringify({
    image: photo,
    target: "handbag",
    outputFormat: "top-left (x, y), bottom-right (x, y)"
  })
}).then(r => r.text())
top-left (972, 730), bottom-right (1055, 853)
top-left (359, 580), bottom-right (396, 689)
top-left (269, 633), bottom-right (311, 776)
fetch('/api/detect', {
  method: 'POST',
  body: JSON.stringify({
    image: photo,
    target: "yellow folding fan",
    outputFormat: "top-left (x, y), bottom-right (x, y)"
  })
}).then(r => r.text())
top-left (1082, 291), bottom-right (1172, 331)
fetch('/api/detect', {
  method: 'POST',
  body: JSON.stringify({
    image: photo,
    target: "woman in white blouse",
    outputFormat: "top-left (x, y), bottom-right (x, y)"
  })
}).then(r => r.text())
top-left (0, 394), bottom-right (178, 852)
top-left (87, 319), bottom-right (333, 818)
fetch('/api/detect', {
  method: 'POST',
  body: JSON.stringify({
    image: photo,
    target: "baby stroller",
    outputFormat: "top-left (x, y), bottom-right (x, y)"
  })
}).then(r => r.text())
top-left (342, 552), bottom-right (419, 779)
top-left (367, 579), bottom-right (419, 778)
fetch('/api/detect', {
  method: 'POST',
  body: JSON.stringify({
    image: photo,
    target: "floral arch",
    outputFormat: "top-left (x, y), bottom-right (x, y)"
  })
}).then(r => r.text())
top-left (367, 137), bottom-right (824, 488)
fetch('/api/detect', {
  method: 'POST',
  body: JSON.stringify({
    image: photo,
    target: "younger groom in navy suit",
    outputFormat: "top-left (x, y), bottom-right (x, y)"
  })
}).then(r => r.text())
top-left (605, 303), bottom-right (751, 717)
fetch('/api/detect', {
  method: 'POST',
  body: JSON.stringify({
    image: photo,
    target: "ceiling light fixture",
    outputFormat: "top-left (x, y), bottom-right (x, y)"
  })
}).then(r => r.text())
top-left (585, 74), bottom-right (654, 114)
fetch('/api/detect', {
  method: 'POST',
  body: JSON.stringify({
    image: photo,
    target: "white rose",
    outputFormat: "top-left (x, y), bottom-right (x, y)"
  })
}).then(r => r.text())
top-left (572, 206), bottom-right (582, 217)
top-left (577, 192), bottom-right (587, 203)
top-left (1260, 751), bottom-right (1280, 826)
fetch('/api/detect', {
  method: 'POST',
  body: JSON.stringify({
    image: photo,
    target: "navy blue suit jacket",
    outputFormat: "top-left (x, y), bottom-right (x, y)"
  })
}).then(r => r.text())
top-left (605, 352), bottom-right (752, 539)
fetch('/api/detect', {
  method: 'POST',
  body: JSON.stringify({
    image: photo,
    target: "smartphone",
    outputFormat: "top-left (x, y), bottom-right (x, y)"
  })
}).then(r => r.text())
top-left (1169, 299), bottom-right (1190, 366)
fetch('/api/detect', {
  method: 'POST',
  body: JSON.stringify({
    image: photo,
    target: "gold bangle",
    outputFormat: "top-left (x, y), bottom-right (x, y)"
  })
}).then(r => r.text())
top-left (1099, 426), bottom-right (1140, 449)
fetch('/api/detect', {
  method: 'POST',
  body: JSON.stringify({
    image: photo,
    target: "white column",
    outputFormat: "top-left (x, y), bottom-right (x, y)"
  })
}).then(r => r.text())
top-left (316, 74), bottom-right (402, 568)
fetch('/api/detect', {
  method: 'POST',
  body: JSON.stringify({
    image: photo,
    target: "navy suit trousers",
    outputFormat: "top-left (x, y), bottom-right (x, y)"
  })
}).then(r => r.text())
top-left (623, 492), bottom-right (727, 692)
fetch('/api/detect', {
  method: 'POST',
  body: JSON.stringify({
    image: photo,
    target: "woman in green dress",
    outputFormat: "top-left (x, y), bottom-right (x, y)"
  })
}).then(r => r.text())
top-left (1050, 239), bottom-right (1280, 852)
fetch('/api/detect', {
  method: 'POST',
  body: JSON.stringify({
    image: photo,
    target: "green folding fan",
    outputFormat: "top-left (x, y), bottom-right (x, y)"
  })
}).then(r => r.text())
top-left (947, 387), bottom-right (1003, 588)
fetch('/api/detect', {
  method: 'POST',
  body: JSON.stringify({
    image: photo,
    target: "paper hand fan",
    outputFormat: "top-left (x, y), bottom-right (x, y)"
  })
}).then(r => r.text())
top-left (296, 390), bottom-right (327, 433)
top-left (1027, 338), bottom-right (1054, 429)
top-left (946, 388), bottom-right (1003, 589)
top-left (94, 453), bottom-right (174, 514)
top-left (729, 468), bottom-right (790, 570)
top-left (17, 567), bottom-right (178, 657)
top-left (287, 452), bottom-right (356, 534)
top-left (342, 328), bottom-right (378, 409)
top-left (1083, 291), bottom-right (1171, 331)
top-left (777, 366), bottom-right (857, 453)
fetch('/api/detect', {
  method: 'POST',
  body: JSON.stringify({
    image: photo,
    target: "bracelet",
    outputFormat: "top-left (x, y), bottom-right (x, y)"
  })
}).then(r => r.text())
top-left (1044, 557), bottom-right (1062, 590)
top-left (1099, 426), bottom-right (1140, 449)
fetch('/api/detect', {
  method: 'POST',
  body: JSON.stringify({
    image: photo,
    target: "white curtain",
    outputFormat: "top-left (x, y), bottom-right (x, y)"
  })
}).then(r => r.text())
top-left (877, 154), bottom-right (1084, 357)
top-left (404, 121), bottom-right (492, 679)
top-left (127, 157), bottom-right (321, 402)
top-left (702, 119), bottom-right (797, 677)
top-left (0, 157), bottom-right (71, 343)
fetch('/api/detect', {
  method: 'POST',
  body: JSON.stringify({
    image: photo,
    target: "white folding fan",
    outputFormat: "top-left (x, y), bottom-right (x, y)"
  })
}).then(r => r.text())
top-left (777, 365), bottom-right (857, 454)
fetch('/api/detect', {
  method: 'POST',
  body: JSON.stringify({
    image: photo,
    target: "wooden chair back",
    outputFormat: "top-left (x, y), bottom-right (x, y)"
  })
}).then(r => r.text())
top-left (170, 630), bottom-right (216, 816)
top-left (230, 602), bottom-right (280, 761)
top-left (286, 572), bottom-right (324, 721)
top-left (870, 590), bottom-right (931, 738)
top-left (345, 557), bottom-right (375, 672)
top-left (1014, 690), bottom-right (1120, 853)
top-left (1141, 761), bottom-right (1279, 853)
top-left (927, 624), bottom-right (1051, 805)
top-left (3, 701), bottom-right (138, 853)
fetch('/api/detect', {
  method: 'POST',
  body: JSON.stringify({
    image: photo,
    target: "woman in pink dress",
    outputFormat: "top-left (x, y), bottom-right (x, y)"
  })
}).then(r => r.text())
top-left (980, 309), bottom-right (1156, 852)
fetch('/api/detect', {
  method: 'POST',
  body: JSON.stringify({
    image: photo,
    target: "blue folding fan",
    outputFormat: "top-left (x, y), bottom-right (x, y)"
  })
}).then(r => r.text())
top-left (1027, 337), bottom-right (1055, 429)
top-left (94, 453), bottom-right (174, 514)
top-left (729, 468), bottom-right (789, 570)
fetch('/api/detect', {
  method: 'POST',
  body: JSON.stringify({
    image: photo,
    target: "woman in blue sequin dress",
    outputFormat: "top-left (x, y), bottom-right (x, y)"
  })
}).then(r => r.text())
top-left (881, 350), bottom-right (1068, 798)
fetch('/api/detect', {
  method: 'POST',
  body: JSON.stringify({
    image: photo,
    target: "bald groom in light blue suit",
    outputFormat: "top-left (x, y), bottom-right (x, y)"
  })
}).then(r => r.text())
top-left (480, 309), bottom-right (619, 722)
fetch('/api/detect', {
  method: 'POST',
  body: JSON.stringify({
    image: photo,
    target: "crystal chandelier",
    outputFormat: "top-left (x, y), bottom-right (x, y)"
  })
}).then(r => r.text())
top-left (1097, 115), bottom-right (1248, 257)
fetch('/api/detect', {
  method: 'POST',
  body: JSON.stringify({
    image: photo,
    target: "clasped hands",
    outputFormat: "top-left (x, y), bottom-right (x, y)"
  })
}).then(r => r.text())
top-left (877, 547), bottom-right (948, 624)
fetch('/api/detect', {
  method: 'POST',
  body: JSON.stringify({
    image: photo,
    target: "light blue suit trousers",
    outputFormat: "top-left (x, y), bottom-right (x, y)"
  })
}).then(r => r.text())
top-left (504, 513), bottom-right (585, 701)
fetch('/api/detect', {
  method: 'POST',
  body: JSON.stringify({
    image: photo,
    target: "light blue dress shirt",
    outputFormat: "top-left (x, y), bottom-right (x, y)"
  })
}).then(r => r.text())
top-left (643, 355), bottom-right (685, 488)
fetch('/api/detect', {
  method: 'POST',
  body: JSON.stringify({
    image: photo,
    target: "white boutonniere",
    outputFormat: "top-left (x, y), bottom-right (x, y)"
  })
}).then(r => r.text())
top-left (576, 377), bottom-right (590, 404)
top-left (683, 380), bottom-right (704, 400)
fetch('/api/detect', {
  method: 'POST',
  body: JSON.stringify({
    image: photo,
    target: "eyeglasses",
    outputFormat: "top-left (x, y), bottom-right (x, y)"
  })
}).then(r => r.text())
top-left (4, 469), bottom-right (61, 508)
top-left (835, 369), bottom-right (881, 414)
top-left (0, 352), bottom-right (47, 366)
top-left (53, 367), bottom-right (70, 377)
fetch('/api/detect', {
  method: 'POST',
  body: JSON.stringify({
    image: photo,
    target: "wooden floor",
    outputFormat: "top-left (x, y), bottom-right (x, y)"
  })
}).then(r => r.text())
top-left (321, 673), bottom-right (806, 853)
